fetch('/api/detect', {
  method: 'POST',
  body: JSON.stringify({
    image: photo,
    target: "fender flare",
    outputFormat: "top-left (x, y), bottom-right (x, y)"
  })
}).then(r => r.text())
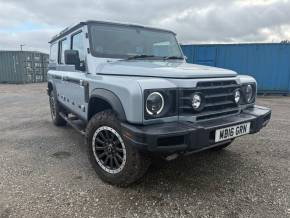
top-left (89, 89), bottom-right (127, 122)
top-left (47, 79), bottom-right (57, 96)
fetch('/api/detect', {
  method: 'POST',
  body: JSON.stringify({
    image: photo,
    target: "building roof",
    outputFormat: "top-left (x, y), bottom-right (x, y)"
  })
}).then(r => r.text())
top-left (0, 50), bottom-right (48, 55)
top-left (49, 20), bottom-right (176, 43)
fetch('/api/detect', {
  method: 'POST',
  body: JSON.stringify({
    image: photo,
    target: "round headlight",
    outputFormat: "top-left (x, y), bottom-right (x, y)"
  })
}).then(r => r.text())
top-left (245, 84), bottom-right (254, 103)
top-left (192, 93), bottom-right (202, 110)
top-left (146, 92), bottom-right (164, 115)
top-left (234, 89), bottom-right (241, 104)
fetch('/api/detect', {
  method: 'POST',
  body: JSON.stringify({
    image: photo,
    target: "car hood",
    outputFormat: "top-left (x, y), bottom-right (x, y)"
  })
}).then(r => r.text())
top-left (98, 60), bottom-right (237, 78)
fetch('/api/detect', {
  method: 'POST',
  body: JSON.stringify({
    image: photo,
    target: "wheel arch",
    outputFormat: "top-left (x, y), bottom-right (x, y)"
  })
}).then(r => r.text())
top-left (88, 89), bottom-right (127, 122)
top-left (47, 80), bottom-right (56, 95)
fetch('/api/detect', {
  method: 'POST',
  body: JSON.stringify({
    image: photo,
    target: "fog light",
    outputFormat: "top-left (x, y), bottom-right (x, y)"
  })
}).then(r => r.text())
top-left (192, 93), bottom-right (202, 110)
top-left (234, 89), bottom-right (241, 104)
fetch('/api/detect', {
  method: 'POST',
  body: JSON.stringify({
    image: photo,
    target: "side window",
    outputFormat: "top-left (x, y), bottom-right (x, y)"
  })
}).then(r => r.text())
top-left (59, 38), bottom-right (69, 64)
top-left (71, 32), bottom-right (85, 62)
top-left (49, 43), bottom-right (58, 63)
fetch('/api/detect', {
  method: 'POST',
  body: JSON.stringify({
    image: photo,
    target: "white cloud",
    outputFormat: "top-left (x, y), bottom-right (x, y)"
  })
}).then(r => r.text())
top-left (0, 0), bottom-right (289, 53)
top-left (0, 28), bottom-right (61, 53)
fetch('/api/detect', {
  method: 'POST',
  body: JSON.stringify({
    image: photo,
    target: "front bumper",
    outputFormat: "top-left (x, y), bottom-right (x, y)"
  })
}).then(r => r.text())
top-left (121, 106), bottom-right (271, 154)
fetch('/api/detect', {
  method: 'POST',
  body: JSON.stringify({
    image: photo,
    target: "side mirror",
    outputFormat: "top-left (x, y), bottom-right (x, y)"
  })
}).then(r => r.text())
top-left (64, 50), bottom-right (82, 70)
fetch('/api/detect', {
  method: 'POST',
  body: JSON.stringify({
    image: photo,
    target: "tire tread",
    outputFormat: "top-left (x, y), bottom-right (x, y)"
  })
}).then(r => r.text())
top-left (86, 110), bottom-right (150, 187)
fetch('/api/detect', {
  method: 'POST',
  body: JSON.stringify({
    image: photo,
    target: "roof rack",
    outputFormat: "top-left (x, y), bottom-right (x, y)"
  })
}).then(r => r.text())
top-left (49, 20), bottom-right (175, 43)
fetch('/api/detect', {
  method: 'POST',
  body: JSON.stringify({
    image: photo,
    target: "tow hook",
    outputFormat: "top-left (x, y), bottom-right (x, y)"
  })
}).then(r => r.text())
top-left (165, 153), bottom-right (179, 161)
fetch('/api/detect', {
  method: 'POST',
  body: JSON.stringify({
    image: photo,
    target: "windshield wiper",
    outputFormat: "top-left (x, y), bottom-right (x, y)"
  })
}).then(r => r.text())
top-left (124, 55), bottom-right (184, 61)
top-left (125, 54), bottom-right (156, 60)
top-left (163, 56), bottom-right (184, 60)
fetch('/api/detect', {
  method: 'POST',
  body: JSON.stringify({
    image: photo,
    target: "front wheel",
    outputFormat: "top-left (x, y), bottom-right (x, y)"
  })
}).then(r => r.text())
top-left (86, 110), bottom-right (151, 187)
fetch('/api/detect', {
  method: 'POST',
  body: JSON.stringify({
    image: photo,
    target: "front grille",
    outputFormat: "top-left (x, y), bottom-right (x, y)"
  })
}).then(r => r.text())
top-left (179, 80), bottom-right (241, 121)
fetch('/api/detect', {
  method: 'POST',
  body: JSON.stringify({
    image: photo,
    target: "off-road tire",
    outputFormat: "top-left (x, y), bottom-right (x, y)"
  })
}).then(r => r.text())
top-left (86, 110), bottom-right (151, 187)
top-left (49, 91), bottom-right (66, 126)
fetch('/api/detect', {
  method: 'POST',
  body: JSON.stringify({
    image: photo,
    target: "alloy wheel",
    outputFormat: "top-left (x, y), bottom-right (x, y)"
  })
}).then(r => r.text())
top-left (92, 126), bottom-right (126, 174)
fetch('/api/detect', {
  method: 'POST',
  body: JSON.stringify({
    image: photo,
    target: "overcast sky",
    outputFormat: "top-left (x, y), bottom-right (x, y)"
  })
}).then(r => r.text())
top-left (0, 0), bottom-right (289, 53)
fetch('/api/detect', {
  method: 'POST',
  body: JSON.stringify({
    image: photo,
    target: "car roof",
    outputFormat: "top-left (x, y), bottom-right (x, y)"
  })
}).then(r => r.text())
top-left (49, 20), bottom-right (176, 43)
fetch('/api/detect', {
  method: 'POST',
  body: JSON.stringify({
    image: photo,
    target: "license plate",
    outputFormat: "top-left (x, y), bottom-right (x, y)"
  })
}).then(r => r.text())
top-left (215, 122), bottom-right (251, 143)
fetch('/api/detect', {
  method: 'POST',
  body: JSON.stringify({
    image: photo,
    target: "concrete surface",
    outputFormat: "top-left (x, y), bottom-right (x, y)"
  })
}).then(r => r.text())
top-left (0, 84), bottom-right (289, 218)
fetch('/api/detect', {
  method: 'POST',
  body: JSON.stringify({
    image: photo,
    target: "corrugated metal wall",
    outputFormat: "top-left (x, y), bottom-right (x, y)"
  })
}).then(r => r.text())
top-left (0, 51), bottom-right (49, 84)
top-left (181, 43), bottom-right (290, 94)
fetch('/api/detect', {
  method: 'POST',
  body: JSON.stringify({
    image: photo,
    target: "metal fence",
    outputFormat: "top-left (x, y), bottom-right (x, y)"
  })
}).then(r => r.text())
top-left (181, 43), bottom-right (290, 94)
top-left (0, 51), bottom-right (49, 84)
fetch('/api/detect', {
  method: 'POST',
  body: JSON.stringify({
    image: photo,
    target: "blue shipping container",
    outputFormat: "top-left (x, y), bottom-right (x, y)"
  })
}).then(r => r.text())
top-left (181, 43), bottom-right (290, 94)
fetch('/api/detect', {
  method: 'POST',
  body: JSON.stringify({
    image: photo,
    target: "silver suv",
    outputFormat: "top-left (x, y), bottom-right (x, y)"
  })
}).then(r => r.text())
top-left (47, 20), bottom-right (271, 186)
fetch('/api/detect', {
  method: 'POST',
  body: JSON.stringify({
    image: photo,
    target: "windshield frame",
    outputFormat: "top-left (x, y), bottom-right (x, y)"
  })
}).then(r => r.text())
top-left (87, 23), bottom-right (184, 60)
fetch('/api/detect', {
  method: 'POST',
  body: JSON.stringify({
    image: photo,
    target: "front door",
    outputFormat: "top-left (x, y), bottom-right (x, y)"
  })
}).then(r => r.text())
top-left (61, 30), bottom-right (88, 120)
top-left (61, 71), bottom-right (88, 120)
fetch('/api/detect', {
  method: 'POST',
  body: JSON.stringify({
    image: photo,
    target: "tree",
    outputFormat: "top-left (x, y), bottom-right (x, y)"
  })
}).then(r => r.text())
top-left (281, 40), bottom-right (290, 44)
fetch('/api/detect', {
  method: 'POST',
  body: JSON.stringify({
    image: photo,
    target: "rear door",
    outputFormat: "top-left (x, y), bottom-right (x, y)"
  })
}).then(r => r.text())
top-left (54, 37), bottom-right (69, 106)
top-left (49, 41), bottom-right (63, 100)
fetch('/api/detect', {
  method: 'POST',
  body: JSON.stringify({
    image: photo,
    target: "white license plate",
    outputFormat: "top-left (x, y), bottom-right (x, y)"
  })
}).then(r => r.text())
top-left (215, 122), bottom-right (251, 143)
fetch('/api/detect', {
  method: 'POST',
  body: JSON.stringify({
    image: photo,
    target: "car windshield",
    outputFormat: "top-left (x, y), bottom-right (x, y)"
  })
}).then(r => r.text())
top-left (89, 23), bottom-right (183, 59)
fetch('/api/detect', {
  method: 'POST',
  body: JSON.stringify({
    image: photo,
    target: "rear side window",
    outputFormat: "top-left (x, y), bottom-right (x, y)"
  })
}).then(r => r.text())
top-left (49, 43), bottom-right (58, 63)
top-left (72, 32), bottom-right (85, 62)
top-left (59, 38), bottom-right (69, 64)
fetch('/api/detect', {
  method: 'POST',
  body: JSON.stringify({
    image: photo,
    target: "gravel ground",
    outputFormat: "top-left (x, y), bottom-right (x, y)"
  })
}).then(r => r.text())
top-left (0, 83), bottom-right (289, 218)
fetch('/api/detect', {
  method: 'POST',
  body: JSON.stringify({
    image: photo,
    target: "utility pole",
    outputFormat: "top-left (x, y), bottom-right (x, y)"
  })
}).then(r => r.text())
top-left (20, 44), bottom-right (25, 51)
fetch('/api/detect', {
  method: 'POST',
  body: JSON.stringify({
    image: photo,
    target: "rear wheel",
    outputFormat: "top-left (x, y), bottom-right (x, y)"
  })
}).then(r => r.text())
top-left (86, 110), bottom-right (151, 187)
top-left (49, 91), bottom-right (66, 126)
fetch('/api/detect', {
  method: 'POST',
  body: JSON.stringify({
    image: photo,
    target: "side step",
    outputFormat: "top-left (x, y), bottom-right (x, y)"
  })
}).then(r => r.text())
top-left (59, 112), bottom-right (86, 136)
